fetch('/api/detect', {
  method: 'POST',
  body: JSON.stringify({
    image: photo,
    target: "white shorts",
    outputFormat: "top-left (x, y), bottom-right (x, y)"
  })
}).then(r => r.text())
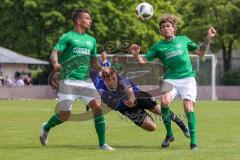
top-left (165, 77), bottom-right (197, 103)
top-left (58, 79), bottom-right (99, 111)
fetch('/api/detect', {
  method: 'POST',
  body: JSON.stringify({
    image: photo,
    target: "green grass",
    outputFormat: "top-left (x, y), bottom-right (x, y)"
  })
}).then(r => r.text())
top-left (0, 100), bottom-right (240, 160)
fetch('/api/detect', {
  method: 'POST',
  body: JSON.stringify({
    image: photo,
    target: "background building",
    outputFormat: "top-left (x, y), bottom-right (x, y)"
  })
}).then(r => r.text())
top-left (0, 46), bottom-right (49, 81)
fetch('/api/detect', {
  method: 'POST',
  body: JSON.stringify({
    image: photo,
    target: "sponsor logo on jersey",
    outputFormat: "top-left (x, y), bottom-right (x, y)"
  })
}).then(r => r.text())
top-left (73, 47), bottom-right (90, 55)
top-left (165, 49), bottom-right (183, 59)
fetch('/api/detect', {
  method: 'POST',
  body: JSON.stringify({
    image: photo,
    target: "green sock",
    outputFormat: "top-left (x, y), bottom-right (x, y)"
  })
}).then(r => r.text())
top-left (94, 115), bottom-right (106, 146)
top-left (161, 107), bottom-right (173, 137)
top-left (186, 112), bottom-right (197, 145)
top-left (44, 113), bottom-right (62, 132)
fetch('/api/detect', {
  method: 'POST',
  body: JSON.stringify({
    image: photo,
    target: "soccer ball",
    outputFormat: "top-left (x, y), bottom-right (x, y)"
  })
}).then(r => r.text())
top-left (136, 2), bottom-right (154, 21)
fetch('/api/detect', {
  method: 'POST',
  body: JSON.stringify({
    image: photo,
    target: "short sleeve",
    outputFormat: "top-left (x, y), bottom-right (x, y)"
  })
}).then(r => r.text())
top-left (184, 36), bottom-right (198, 51)
top-left (107, 60), bottom-right (111, 66)
top-left (91, 38), bottom-right (97, 58)
top-left (118, 77), bottom-right (131, 90)
top-left (53, 33), bottom-right (69, 52)
top-left (144, 46), bottom-right (158, 61)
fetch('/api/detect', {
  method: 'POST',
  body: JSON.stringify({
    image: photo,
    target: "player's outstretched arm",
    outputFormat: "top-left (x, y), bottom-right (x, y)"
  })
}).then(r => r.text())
top-left (124, 87), bottom-right (137, 107)
top-left (130, 44), bottom-right (147, 65)
top-left (194, 27), bottom-right (217, 57)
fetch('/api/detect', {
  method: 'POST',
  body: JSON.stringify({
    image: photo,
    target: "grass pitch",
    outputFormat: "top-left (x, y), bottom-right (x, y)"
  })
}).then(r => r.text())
top-left (0, 100), bottom-right (239, 160)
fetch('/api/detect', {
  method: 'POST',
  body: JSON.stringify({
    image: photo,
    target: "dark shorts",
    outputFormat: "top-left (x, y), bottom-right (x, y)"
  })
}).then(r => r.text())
top-left (119, 91), bottom-right (157, 126)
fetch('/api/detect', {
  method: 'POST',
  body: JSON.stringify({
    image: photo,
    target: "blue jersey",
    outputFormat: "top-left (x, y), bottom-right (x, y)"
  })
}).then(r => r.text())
top-left (90, 70), bottom-right (139, 110)
top-left (99, 59), bottom-right (111, 67)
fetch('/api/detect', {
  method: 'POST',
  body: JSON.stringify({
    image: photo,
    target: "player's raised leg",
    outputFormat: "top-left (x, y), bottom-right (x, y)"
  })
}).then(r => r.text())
top-left (40, 99), bottom-right (72, 146)
top-left (170, 111), bottom-right (190, 138)
top-left (39, 112), bottom-right (67, 146)
top-left (150, 104), bottom-right (190, 138)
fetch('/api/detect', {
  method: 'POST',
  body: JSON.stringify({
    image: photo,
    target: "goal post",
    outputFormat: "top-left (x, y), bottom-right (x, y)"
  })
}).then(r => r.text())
top-left (190, 54), bottom-right (217, 100)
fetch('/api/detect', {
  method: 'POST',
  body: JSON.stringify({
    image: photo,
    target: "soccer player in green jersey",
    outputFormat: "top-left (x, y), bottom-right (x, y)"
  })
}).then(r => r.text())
top-left (39, 9), bottom-right (114, 150)
top-left (130, 14), bottom-right (216, 150)
top-left (112, 55), bottom-right (123, 75)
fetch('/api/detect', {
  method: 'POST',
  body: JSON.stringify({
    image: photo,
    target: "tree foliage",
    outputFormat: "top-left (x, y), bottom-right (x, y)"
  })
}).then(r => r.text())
top-left (177, 0), bottom-right (240, 72)
top-left (0, 0), bottom-right (173, 59)
top-left (0, 0), bottom-right (239, 73)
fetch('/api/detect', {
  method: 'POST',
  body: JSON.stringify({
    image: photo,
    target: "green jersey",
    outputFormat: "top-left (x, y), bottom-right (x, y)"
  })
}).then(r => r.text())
top-left (144, 36), bottom-right (198, 79)
top-left (54, 31), bottom-right (97, 80)
top-left (112, 63), bottom-right (123, 73)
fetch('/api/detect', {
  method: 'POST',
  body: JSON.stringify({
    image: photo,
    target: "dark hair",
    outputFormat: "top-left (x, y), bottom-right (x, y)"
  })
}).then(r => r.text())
top-left (15, 72), bottom-right (21, 78)
top-left (72, 9), bottom-right (89, 23)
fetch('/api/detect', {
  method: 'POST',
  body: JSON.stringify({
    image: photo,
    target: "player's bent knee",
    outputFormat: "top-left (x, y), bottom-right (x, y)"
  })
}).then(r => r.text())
top-left (89, 99), bottom-right (101, 109)
top-left (141, 121), bottom-right (156, 132)
top-left (161, 94), bottom-right (172, 106)
top-left (183, 99), bottom-right (194, 112)
top-left (59, 111), bottom-right (71, 121)
top-left (146, 123), bottom-right (156, 132)
top-left (89, 99), bottom-right (103, 115)
top-left (150, 125), bottom-right (156, 131)
top-left (161, 98), bottom-right (171, 107)
top-left (184, 106), bottom-right (194, 112)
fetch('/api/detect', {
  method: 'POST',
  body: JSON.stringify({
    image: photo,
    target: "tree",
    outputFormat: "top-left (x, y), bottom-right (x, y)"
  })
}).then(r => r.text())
top-left (177, 0), bottom-right (240, 72)
top-left (0, 0), bottom-right (178, 59)
top-left (0, 0), bottom-right (68, 59)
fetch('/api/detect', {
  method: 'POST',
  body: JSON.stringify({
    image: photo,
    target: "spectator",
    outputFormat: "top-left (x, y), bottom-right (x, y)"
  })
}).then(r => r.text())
top-left (99, 51), bottom-right (111, 67)
top-left (112, 55), bottom-right (123, 75)
top-left (0, 76), bottom-right (3, 86)
top-left (15, 72), bottom-right (24, 86)
top-left (24, 73), bottom-right (32, 86)
top-left (5, 76), bottom-right (13, 86)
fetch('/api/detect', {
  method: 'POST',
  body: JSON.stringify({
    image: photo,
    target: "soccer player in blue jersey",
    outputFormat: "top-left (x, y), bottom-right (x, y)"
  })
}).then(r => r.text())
top-left (91, 67), bottom-right (190, 135)
top-left (86, 50), bottom-right (112, 111)
top-left (99, 51), bottom-right (111, 67)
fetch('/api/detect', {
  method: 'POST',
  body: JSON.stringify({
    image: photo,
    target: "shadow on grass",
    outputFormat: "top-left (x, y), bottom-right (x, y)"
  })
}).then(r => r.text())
top-left (0, 144), bottom-right (97, 150)
top-left (0, 144), bottom-right (190, 151)
top-left (113, 145), bottom-right (160, 149)
top-left (113, 145), bottom-right (192, 151)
